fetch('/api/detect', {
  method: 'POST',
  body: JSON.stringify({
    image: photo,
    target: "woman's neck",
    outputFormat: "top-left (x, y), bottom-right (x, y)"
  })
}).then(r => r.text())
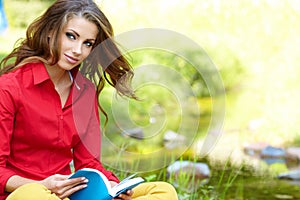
top-left (44, 64), bottom-right (72, 107)
top-left (45, 65), bottom-right (70, 86)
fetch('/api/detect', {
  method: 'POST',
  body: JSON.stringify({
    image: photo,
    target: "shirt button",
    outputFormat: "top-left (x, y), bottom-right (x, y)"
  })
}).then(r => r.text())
top-left (60, 115), bottom-right (63, 120)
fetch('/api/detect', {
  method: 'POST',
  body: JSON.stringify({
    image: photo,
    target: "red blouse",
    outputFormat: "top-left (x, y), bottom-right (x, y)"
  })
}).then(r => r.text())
top-left (0, 62), bottom-right (118, 199)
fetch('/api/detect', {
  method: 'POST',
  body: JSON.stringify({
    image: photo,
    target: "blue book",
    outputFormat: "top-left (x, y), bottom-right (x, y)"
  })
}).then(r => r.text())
top-left (68, 168), bottom-right (144, 200)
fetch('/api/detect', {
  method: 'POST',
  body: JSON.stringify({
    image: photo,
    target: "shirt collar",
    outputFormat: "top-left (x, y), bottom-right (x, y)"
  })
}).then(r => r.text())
top-left (69, 67), bottom-right (87, 91)
top-left (32, 62), bottom-right (50, 85)
top-left (31, 63), bottom-right (87, 91)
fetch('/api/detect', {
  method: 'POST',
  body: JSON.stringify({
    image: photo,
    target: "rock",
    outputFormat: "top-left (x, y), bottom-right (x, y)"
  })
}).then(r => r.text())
top-left (163, 130), bottom-right (186, 149)
top-left (274, 194), bottom-right (294, 199)
top-left (167, 161), bottom-right (210, 192)
top-left (277, 169), bottom-right (300, 180)
top-left (261, 146), bottom-right (286, 157)
top-left (121, 127), bottom-right (144, 140)
top-left (260, 146), bottom-right (286, 164)
top-left (243, 142), bottom-right (269, 157)
top-left (286, 147), bottom-right (300, 165)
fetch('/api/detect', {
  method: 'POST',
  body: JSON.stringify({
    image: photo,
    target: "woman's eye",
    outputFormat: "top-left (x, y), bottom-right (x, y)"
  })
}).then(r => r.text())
top-left (84, 41), bottom-right (94, 47)
top-left (66, 32), bottom-right (75, 40)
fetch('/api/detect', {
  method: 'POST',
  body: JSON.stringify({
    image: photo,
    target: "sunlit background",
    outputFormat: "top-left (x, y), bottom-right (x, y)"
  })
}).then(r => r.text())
top-left (1, 0), bottom-right (300, 199)
top-left (100, 0), bottom-right (300, 160)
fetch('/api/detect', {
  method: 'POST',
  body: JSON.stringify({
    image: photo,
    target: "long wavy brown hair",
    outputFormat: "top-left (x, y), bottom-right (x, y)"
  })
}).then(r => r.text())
top-left (0, 0), bottom-right (136, 121)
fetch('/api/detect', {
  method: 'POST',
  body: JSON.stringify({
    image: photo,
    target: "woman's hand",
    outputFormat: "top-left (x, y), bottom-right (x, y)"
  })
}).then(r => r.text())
top-left (39, 174), bottom-right (88, 199)
top-left (110, 181), bottom-right (134, 200)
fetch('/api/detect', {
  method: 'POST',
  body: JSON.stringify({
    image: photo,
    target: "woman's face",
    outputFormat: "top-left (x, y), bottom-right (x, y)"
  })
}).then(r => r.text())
top-left (56, 16), bottom-right (98, 70)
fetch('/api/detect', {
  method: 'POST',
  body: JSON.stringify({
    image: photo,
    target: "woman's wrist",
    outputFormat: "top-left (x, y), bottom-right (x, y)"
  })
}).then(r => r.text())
top-left (5, 175), bottom-right (36, 193)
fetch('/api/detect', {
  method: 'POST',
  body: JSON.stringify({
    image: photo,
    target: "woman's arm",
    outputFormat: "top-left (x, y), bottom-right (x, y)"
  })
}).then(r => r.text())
top-left (72, 91), bottom-right (119, 183)
top-left (6, 174), bottom-right (88, 199)
top-left (0, 79), bottom-right (20, 195)
top-left (5, 175), bottom-right (35, 192)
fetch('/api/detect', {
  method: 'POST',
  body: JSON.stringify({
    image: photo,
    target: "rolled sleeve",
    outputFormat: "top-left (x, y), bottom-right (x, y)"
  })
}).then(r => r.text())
top-left (0, 167), bottom-right (17, 194)
top-left (73, 141), bottom-right (120, 183)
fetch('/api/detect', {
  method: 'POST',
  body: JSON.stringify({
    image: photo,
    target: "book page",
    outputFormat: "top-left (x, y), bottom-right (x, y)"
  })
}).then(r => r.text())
top-left (110, 177), bottom-right (145, 197)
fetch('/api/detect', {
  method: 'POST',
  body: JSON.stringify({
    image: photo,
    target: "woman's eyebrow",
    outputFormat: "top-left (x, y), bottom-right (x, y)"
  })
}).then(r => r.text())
top-left (69, 29), bottom-right (80, 37)
top-left (86, 38), bottom-right (96, 42)
top-left (68, 29), bottom-right (96, 41)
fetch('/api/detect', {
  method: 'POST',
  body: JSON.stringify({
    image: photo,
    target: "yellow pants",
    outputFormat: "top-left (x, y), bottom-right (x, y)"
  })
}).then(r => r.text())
top-left (6, 182), bottom-right (178, 200)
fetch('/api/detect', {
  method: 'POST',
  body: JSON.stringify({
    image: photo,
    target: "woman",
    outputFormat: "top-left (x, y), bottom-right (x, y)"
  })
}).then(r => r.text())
top-left (0, 0), bottom-right (178, 199)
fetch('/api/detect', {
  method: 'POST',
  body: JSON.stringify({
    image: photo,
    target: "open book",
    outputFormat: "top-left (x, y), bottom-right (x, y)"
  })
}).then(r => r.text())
top-left (68, 168), bottom-right (144, 200)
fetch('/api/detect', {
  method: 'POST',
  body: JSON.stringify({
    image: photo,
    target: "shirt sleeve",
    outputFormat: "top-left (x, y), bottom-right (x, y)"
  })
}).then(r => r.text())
top-left (0, 80), bottom-right (19, 194)
top-left (72, 142), bottom-right (119, 183)
top-left (72, 93), bottom-right (119, 183)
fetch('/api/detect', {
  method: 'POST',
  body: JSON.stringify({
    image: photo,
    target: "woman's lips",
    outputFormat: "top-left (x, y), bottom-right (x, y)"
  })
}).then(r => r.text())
top-left (65, 54), bottom-right (79, 64)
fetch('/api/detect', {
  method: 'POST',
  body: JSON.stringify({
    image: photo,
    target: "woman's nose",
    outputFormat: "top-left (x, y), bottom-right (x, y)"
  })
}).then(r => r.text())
top-left (72, 43), bottom-right (82, 55)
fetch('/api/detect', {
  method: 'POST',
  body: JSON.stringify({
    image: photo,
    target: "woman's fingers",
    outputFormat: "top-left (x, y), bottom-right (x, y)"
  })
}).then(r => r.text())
top-left (114, 190), bottom-right (133, 200)
top-left (55, 177), bottom-right (88, 198)
top-left (41, 174), bottom-right (88, 199)
top-left (57, 182), bottom-right (88, 199)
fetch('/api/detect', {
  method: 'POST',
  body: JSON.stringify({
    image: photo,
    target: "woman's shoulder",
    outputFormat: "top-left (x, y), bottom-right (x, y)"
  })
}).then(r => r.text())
top-left (0, 70), bottom-right (18, 88)
top-left (0, 62), bottom-right (38, 88)
top-left (1, 62), bottom-right (38, 75)
top-left (0, 70), bottom-right (20, 99)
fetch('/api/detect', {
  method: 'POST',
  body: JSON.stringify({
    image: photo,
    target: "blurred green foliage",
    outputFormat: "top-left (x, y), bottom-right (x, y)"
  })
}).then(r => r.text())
top-left (2, 1), bottom-right (300, 199)
top-left (3, 0), bottom-right (53, 28)
top-left (3, 0), bottom-right (300, 146)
